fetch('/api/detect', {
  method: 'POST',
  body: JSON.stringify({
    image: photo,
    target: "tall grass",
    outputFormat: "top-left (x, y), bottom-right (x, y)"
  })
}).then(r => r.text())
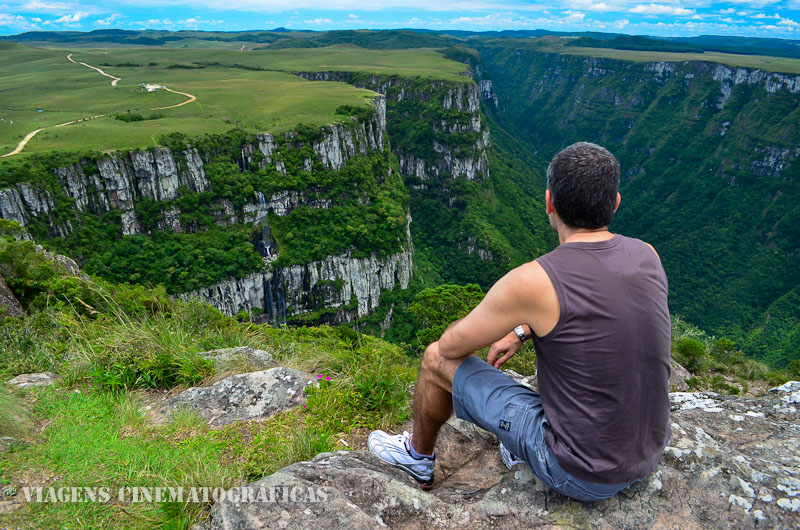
top-left (0, 244), bottom-right (418, 529)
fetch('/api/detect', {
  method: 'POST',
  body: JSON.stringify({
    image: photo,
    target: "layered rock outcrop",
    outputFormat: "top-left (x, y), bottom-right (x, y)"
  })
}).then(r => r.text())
top-left (0, 96), bottom-right (387, 238)
top-left (157, 367), bottom-right (314, 428)
top-left (179, 217), bottom-right (413, 324)
top-left (0, 95), bottom-right (408, 325)
top-left (296, 72), bottom-right (490, 186)
top-left (197, 383), bottom-right (800, 530)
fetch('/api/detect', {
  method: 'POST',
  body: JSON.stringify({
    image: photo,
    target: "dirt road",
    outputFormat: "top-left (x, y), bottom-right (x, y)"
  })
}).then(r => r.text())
top-left (66, 53), bottom-right (121, 86)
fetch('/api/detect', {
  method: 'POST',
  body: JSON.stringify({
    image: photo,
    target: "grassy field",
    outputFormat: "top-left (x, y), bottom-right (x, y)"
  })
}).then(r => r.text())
top-left (559, 45), bottom-right (800, 74)
top-left (0, 43), bottom-right (466, 156)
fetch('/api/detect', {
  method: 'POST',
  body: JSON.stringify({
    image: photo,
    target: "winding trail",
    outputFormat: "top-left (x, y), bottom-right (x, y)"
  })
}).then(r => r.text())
top-left (2, 54), bottom-right (198, 157)
top-left (1, 115), bottom-right (105, 158)
top-left (1, 128), bottom-right (43, 158)
top-left (152, 87), bottom-right (197, 110)
top-left (66, 53), bottom-right (121, 86)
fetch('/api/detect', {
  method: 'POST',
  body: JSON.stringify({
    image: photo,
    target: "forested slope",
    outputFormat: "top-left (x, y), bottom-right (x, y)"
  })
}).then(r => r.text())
top-left (473, 41), bottom-right (800, 367)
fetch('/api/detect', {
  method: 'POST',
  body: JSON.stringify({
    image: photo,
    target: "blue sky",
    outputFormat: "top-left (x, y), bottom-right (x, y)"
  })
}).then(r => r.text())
top-left (1, 1), bottom-right (800, 39)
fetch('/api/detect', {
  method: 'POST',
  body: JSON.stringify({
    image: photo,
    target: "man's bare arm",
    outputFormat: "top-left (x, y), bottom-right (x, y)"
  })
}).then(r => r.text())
top-left (437, 263), bottom-right (543, 359)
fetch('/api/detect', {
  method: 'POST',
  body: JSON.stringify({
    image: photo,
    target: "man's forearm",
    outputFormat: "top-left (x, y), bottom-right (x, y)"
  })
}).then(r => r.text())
top-left (437, 319), bottom-right (470, 359)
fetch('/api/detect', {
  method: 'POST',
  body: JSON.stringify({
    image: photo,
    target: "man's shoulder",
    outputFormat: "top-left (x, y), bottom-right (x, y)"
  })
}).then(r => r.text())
top-left (617, 234), bottom-right (661, 262)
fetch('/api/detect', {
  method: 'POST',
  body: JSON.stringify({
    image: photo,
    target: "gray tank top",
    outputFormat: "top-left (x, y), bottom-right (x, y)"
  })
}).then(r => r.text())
top-left (532, 234), bottom-right (671, 484)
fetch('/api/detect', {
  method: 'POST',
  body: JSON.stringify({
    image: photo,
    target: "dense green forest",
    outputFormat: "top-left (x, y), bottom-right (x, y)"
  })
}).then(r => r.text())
top-left (473, 41), bottom-right (800, 367)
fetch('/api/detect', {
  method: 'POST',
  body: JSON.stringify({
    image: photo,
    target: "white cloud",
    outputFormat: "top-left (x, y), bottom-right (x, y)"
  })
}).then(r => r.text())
top-left (629, 4), bottom-right (694, 16)
top-left (54, 11), bottom-right (87, 23)
top-left (563, 10), bottom-right (586, 21)
top-left (95, 13), bottom-right (123, 26)
top-left (303, 17), bottom-right (333, 24)
top-left (564, 0), bottom-right (611, 12)
top-left (0, 13), bottom-right (24, 25)
top-left (133, 18), bottom-right (174, 27)
top-left (778, 17), bottom-right (800, 27)
top-left (348, 13), bottom-right (358, 18)
top-left (613, 18), bottom-right (629, 28)
top-left (720, 8), bottom-right (734, 14)
top-left (752, 13), bottom-right (779, 19)
top-left (21, 1), bottom-right (75, 11)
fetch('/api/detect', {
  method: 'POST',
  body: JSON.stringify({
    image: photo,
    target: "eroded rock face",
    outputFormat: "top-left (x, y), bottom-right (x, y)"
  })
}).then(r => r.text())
top-left (200, 385), bottom-right (800, 530)
top-left (179, 217), bottom-right (414, 324)
top-left (0, 275), bottom-right (24, 318)
top-left (669, 360), bottom-right (691, 391)
top-left (160, 368), bottom-right (313, 428)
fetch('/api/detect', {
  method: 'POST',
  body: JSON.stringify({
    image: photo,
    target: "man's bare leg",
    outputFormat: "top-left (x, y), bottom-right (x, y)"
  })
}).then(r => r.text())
top-left (410, 342), bottom-right (471, 455)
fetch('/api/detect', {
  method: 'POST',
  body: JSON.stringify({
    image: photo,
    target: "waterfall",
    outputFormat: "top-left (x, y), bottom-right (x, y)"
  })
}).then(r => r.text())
top-left (254, 191), bottom-right (272, 257)
top-left (240, 148), bottom-right (247, 171)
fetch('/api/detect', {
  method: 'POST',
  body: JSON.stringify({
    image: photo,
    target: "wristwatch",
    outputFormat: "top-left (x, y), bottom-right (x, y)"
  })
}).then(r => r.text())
top-left (513, 325), bottom-right (528, 343)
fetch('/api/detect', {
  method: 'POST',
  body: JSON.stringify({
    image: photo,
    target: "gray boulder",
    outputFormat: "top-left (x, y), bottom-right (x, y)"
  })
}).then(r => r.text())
top-left (669, 360), bottom-right (692, 391)
top-left (200, 384), bottom-right (800, 529)
top-left (160, 367), bottom-right (313, 428)
top-left (7, 372), bottom-right (61, 388)
top-left (0, 275), bottom-right (24, 318)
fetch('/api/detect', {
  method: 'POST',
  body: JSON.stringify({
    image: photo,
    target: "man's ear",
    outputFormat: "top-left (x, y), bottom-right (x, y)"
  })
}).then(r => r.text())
top-left (613, 192), bottom-right (621, 214)
top-left (546, 189), bottom-right (555, 214)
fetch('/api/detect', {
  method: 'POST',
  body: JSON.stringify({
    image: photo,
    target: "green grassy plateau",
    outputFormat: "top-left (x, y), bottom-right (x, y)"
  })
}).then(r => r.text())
top-left (558, 44), bottom-right (800, 74)
top-left (0, 43), bottom-right (466, 156)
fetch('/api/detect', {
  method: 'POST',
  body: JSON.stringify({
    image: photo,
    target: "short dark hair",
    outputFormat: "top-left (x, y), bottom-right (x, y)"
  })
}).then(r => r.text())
top-left (546, 142), bottom-right (620, 229)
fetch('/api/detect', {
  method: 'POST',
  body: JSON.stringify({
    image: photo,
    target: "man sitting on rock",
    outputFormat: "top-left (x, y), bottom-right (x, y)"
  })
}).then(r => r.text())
top-left (369, 142), bottom-right (671, 501)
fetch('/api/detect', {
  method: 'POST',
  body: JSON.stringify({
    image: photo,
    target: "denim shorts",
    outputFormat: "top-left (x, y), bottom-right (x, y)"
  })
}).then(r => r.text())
top-left (452, 356), bottom-right (638, 502)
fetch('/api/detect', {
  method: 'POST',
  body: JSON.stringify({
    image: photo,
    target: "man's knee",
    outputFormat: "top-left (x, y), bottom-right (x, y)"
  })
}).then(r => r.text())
top-left (421, 342), bottom-right (464, 390)
top-left (421, 342), bottom-right (441, 374)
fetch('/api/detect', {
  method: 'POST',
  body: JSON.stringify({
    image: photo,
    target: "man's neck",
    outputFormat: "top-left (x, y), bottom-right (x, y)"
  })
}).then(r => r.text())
top-left (558, 226), bottom-right (614, 245)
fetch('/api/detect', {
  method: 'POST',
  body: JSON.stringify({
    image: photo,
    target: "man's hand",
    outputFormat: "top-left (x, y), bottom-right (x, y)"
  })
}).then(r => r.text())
top-left (487, 331), bottom-right (523, 368)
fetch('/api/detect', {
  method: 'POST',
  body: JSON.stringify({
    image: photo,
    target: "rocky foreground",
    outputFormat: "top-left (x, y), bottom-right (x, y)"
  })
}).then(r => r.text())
top-left (7, 355), bottom-right (799, 529)
top-left (185, 372), bottom-right (800, 530)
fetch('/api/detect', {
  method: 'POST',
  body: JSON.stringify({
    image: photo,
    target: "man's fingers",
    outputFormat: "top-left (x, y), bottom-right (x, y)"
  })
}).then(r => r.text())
top-left (495, 350), bottom-right (516, 368)
top-left (487, 344), bottom-right (501, 366)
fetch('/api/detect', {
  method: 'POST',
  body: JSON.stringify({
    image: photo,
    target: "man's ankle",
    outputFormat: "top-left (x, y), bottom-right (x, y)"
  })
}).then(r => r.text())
top-left (407, 434), bottom-right (434, 459)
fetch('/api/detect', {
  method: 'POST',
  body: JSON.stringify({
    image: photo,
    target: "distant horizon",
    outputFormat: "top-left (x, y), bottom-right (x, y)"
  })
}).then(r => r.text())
top-left (5, 26), bottom-right (800, 43)
top-left (2, 1), bottom-right (800, 39)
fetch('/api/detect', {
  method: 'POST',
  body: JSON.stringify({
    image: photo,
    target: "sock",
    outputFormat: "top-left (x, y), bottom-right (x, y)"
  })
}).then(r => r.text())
top-left (407, 434), bottom-right (434, 460)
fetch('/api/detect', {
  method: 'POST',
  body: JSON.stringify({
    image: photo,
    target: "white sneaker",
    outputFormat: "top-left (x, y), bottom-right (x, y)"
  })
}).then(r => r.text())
top-left (500, 442), bottom-right (525, 469)
top-left (368, 430), bottom-right (435, 490)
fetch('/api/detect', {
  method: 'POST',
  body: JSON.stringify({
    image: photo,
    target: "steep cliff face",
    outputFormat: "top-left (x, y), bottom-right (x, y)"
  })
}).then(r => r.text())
top-left (0, 95), bottom-right (412, 325)
top-left (293, 70), bottom-right (555, 289)
top-left (296, 72), bottom-right (489, 188)
top-left (475, 45), bottom-right (800, 367)
top-left (180, 216), bottom-right (413, 323)
top-left (0, 96), bottom-right (387, 238)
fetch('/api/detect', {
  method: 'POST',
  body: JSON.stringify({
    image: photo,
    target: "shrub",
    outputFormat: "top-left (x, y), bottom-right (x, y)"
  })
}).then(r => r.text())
top-left (409, 283), bottom-right (484, 348)
top-left (673, 337), bottom-right (709, 374)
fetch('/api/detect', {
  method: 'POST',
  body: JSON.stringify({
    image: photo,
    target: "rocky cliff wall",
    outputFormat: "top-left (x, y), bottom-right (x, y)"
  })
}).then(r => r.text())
top-left (296, 72), bottom-right (489, 188)
top-left (0, 95), bottom-right (412, 325)
top-left (0, 96), bottom-right (387, 238)
top-left (179, 215), bottom-right (413, 324)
